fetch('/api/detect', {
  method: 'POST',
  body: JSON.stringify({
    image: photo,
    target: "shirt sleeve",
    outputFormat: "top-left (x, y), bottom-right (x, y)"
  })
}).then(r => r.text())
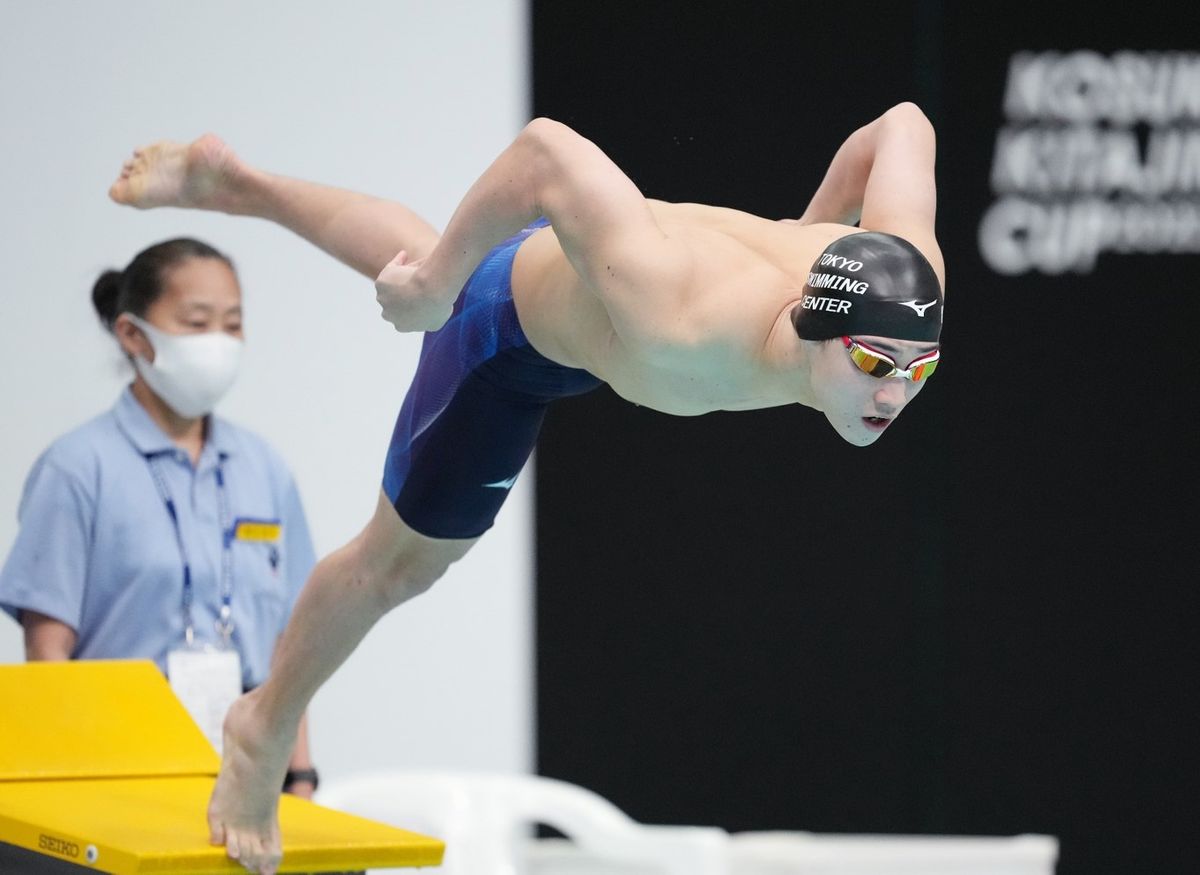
top-left (279, 475), bottom-right (316, 624)
top-left (0, 454), bottom-right (95, 630)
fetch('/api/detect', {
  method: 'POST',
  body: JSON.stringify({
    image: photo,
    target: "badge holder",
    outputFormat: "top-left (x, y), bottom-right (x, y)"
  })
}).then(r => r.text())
top-left (167, 608), bottom-right (241, 754)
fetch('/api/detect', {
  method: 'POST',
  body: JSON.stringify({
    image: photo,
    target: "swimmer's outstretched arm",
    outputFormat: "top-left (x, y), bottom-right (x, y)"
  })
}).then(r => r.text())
top-left (376, 118), bottom-right (693, 338)
top-left (798, 103), bottom-right (942, 269)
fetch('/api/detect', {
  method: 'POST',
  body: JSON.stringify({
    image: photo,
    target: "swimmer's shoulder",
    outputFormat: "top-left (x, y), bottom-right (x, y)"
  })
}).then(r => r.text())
top-left (649, 201), bottom-right (858, 250)
top-left (649, 201), bottom-right (944, 285)
top-left (655, 207), bottom-right (866, 281)
top-left (647, 199), bottom-right (774, 232)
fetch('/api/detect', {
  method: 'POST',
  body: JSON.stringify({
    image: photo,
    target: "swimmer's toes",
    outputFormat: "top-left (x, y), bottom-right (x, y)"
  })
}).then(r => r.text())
top-left (106, 141), bottom-right (177, 207)
top-left (207, 810), bottom-right (225, 847)
top-left (108, 172), bottom-right (143, 205)
top-left (233, 831), bottom-right (279, 875)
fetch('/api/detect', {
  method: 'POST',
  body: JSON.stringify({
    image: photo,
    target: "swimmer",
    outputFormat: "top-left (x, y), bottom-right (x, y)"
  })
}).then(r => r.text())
top-left (109, 102), bottom-right (944, 874)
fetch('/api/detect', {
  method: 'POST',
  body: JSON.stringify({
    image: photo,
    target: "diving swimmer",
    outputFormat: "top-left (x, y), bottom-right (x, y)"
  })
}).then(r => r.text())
top-left (109, 101), bottom-right (944, 873)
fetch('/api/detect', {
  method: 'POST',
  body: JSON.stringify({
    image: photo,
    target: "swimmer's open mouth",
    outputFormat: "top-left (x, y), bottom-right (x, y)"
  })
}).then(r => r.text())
top-left (863, 416), bottom-right (891, 431)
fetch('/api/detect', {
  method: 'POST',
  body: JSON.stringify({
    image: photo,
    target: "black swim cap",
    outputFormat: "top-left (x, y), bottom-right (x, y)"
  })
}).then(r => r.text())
top-left (790, 232), bottom-right (943, 342)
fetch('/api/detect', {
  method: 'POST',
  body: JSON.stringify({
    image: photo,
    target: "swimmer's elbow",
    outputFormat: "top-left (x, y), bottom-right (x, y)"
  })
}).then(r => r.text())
top-left (522, 116), bottom-right (571, 142)
top-left (519, 118), bottom-right (574, 169)
top-left (516, 119), bottom-right (562, 212)
top-left (518, 117), bottom-right (592, 206)
top-left (885, 101), bottom-right (928, 120)
top-left (882, 102), bottom-right (935, 140)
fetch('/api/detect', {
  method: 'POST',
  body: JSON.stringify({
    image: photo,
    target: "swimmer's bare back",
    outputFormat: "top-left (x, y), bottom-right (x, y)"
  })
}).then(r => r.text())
top-left (510, 205), bottom-right (876, 415)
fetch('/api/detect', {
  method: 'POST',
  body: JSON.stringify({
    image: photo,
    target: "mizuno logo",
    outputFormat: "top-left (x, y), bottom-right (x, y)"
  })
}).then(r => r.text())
top-left (483, 475), bottom-right (519, 490)
top-left (898, 299), bottom-right (937, 316)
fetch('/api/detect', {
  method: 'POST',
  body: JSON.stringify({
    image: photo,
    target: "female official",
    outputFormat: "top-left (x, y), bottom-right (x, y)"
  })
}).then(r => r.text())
top-left (0, 238), bottom-right (321, 797)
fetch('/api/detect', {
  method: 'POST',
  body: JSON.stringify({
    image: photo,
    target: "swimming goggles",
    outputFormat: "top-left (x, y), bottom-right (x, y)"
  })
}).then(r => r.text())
top-left (842, 336), bottom-right (940, 381)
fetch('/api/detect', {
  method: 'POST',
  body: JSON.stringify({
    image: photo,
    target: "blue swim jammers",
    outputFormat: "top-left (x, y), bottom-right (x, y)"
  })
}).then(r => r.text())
top-left (382, 219), bottom-right (602, 539)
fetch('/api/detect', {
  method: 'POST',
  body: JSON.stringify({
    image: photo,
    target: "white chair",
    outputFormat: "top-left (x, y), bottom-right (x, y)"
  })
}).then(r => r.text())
top-left (316, 771), bottom-right (730, 875)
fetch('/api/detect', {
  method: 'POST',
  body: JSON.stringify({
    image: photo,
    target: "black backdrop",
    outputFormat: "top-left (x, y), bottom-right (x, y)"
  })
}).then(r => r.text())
top-left (532, 3), bottom-right (1199, 874)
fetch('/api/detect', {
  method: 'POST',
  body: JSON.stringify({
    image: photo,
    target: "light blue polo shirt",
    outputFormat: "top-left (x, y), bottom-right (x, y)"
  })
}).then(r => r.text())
top-left (0, 387), bottom-right (316, 688)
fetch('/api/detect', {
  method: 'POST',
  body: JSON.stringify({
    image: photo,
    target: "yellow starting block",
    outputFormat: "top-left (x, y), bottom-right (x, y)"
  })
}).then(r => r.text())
top-left (0, 660), bottom-right (444, 873)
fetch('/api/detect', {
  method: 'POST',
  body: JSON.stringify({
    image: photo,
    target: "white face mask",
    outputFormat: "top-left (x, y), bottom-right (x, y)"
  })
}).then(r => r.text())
top-left (124, 314), bottom-right (243, 418)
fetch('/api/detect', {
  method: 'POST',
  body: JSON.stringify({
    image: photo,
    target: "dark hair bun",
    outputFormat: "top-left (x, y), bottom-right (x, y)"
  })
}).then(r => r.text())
top-left (91, 269), bottom-right (124, 331)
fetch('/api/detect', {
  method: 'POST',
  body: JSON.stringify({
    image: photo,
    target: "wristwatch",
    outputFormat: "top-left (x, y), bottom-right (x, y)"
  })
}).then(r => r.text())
top-left (283, 767), bottom-right (319, 791)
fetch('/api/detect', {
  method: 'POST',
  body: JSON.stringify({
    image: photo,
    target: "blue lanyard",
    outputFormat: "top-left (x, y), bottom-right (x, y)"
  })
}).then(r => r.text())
top-left (147, 453), bottom-right (234, 646)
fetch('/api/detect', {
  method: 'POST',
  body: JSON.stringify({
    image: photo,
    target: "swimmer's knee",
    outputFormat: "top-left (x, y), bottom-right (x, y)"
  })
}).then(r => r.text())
top-left (351, 491), bottom-right (473, 611)
top-left (376, 559), bottom-right (443, 610)
top-left (348, 538), bottom-right (449, 612)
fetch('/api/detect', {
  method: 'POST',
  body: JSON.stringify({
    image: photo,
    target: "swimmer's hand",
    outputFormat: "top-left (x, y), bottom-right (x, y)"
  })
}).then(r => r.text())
top-left (374, 251), bottom-right (454, 333)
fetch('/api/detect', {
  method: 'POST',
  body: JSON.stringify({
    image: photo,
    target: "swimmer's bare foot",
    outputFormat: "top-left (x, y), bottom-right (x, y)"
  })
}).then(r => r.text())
top-left (207, 690), bottom-right (295, 875)
top-left (109, 134), bottom-right (251, 213)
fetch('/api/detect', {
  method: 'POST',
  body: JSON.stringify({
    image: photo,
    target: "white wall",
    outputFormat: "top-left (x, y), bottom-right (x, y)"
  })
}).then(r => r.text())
top-left (0, 1), bottom-right (532, 779)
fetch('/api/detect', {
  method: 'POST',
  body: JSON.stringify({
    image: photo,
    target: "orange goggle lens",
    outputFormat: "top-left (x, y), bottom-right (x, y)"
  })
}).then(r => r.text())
top-left (843, 337), bottom-right (940, 382)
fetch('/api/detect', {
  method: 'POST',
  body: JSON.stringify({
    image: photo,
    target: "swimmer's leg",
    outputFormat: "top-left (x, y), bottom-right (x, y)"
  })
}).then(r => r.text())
top-left (108, 135), bottom-right (440, 277)
top-left (206, 490), bottom-right (476, 875)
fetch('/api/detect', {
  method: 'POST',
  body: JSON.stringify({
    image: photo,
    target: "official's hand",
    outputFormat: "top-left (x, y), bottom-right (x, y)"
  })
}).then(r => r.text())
top-left (374, 250), bottom-right (452, 333)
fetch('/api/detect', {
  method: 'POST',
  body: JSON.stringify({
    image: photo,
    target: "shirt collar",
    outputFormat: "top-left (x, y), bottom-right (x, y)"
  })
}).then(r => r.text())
top-left (113, 386), bottom-right (236, 459)
top-left (205, 414), bottom-right (237, 457)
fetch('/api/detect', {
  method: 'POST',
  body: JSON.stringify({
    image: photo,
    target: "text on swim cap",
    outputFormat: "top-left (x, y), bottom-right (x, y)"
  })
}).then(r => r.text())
top-left (806, 272), bottom-right (870, 294)
top-left (801, 294), bottom-right (852, 313)
top-left (819, 254), bottom-right (864, 271)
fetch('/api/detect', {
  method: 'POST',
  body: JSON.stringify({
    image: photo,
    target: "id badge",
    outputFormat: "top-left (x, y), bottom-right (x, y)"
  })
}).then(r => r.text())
top-left (167, 647), bottom-right (242, 754)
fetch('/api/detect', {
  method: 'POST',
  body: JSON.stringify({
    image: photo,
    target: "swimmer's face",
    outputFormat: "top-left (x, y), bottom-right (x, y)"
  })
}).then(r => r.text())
top-left (809, 335), bottom-right (938, 446)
